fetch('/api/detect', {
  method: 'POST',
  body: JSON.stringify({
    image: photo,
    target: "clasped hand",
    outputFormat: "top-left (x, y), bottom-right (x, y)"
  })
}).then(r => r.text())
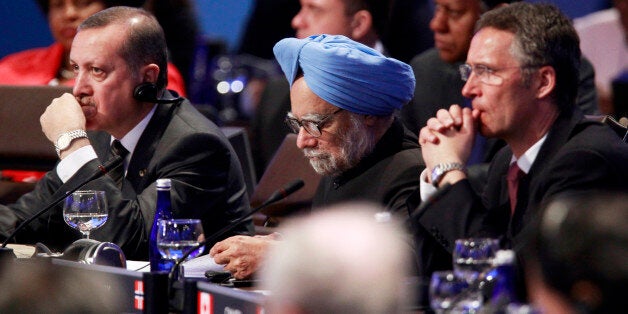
top-left (419, 104), bottom-right (478, 171)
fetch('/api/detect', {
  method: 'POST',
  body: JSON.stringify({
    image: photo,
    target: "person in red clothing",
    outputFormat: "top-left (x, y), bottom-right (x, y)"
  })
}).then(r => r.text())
top-left (0, 1), bottom-right (186, 186)
top-left (0, 0), bottom-right (186, 96)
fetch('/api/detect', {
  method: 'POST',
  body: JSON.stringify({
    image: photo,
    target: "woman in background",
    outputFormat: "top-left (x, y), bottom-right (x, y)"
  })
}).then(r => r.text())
top-left (0, 0), bottom-right (186, 95)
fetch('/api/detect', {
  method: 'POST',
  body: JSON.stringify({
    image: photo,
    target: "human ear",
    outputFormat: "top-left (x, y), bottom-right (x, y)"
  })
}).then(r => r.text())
top-left (535, 66), bottom-right (556, 99)
top-left (350, 10), bottom-right (372, 41)
top-left (141, 64), bottom-right (160, 84)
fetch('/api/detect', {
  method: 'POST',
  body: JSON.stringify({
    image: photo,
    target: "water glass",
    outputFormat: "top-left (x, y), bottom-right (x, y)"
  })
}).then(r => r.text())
top-left (453, 238), bottom-right (500, 284)
top-left (63, 190), bottom-right (108, 239)
top-left (156, 219), bottom-right (204, 261)
top-left (429, 271), bottom-right (470, 314)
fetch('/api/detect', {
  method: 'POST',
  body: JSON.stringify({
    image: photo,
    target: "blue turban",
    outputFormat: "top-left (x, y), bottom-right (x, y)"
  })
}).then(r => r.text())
top-left (273, 34), bottom-right (416, 116)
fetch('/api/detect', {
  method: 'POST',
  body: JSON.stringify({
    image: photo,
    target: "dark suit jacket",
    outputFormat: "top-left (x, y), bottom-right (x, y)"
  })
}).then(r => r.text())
top-left (312, 118), bottom-right (424, 217)
top-left (0, 98), bottom-right (254, 259)
top-left (411, 107), bottom-right (628, 275)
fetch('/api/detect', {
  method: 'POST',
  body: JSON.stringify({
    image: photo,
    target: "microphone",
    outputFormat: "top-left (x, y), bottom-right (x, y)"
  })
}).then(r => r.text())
top-left (167, 179), bottom-right (305, 291)
top-left (1, 156), bottom-right (123, 249)
top-left (407, 183), bottom-right (452, 224)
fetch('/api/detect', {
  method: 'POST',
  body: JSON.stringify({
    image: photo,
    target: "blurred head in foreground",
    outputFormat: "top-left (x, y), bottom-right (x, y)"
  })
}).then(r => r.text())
top-left (0, 259), bottom-right (124, 313)
top-left (260, 202), bottom-right (413, 314)
top-left (524, 193), bottom-right (628, 314)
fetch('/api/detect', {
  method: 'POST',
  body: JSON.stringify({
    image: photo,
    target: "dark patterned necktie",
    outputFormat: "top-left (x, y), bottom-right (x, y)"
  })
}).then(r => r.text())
top-left (109, 140), bottom-right (129, 188)
top-left (506, 162), bottom-right (525, 215)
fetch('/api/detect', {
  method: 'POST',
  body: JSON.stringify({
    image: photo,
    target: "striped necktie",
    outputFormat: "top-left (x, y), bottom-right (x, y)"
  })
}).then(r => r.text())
top-left (109, 140), bottom-right (128, 188)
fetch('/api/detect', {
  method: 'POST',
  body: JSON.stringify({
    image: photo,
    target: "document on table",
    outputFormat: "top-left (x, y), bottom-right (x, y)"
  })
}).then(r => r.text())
top-left (180, 254), bottom-right (225, 278)
top-left (6, 244), bottom-right (35, 258)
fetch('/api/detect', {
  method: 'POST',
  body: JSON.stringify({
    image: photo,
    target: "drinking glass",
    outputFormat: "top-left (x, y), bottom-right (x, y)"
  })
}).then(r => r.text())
top-left (450, 238), bottom-right (500, 312)
top-left (63, 190), bottom-right (108, 239)
top-left (429, 271), bottom-right (470, 314)
top-left (156, 219), bottom-right (205, 262)
top-left (453, 238), bottom-right (500, 284)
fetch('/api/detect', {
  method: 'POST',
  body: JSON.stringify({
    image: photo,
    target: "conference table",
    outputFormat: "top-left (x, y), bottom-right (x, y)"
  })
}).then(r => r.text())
top-left (0, 246), bottom-right (266, 314)
top-left (1, 244), bottom-right (429, 313)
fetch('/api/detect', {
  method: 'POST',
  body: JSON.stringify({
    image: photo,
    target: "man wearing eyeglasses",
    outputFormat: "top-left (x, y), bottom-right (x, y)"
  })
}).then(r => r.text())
top-left (400, 0), bottom-right (599, 162)
top-left (413, 2), bottom-right (628, 298)
top-left (210, 34), bottom-right (424, 280)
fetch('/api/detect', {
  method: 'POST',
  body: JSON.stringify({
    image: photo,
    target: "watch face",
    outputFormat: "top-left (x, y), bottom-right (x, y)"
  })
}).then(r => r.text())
top-left (57, 134), bottom-right (71, 150)
top-left (431, 166), bottom-right (444, 183)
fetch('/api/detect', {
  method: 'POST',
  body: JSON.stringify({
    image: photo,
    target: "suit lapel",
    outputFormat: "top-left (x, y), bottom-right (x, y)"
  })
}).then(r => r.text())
top-left (512, 108), bottom-right (585, 234)
top-left (125, 103), bottom-right (176, 191)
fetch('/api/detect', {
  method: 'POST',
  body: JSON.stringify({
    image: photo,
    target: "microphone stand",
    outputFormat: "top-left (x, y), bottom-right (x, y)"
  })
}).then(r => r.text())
top-left (0, 157), bottom-right (123, 256)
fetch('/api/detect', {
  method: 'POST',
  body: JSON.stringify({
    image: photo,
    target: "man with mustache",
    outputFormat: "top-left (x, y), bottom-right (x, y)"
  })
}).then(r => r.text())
top-left (210, 34), bottom-right (424, 280)
top-left (0, 7), bottom-right (253, 259)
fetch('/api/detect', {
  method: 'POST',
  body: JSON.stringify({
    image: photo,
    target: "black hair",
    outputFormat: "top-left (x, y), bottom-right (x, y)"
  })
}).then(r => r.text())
top-left (523, 193), bottom-right (628, 313)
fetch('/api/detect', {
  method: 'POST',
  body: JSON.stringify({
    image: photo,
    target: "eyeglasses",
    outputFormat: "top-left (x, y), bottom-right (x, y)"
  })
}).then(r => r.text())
top-left (459, 63), bottom-right (538, 86)
top-left (284, 108), bottom-right (343, 137)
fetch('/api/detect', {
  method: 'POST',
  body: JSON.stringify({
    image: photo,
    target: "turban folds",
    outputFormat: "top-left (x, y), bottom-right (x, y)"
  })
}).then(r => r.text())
top-left (273, 34), bottom-right (416, 116)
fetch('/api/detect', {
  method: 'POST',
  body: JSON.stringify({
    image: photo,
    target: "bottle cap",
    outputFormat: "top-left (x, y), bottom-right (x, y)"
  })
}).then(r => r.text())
top-left (493, 250), bottom-right (515, 266)
top-left (156, 178), bottom-right (171, 188)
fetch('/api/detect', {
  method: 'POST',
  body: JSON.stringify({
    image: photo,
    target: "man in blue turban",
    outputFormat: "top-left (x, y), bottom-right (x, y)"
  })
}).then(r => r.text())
top-left (210, 34), bottom-right (425, 281)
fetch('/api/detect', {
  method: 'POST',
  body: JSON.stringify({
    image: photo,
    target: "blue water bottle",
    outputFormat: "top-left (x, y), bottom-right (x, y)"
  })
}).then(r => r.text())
top-left (483, 250), bottom-right (519, 313)
top-left (149, 178), bottom-right (174, 272)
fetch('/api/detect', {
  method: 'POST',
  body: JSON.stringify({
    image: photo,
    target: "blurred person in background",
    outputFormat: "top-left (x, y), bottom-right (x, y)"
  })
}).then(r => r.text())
top-left (237, 0), bottom-right (301, 60)
top-left (0, 0), bottom-right (186, 95)
top-left (381, 0), bottom-right (434, 63)
top-left (143, 0), bottom-right (198, 86)
top-left (261, 203), bottom-right (413, 314)
top-left (574, 0), bottom-right (628, 116)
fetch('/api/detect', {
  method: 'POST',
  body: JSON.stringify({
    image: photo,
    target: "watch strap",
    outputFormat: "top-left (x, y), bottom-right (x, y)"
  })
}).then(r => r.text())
top-left (55, 129), bottom-right (88, 157)
top-left (431, 162), bottom-right (466, 187)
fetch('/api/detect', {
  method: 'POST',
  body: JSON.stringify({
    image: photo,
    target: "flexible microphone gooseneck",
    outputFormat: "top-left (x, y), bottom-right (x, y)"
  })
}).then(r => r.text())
top-left (406, 183), bottom-right (452, 225)
top-left (1, 156), bottom-right (124, 249)
top-left (167, 178), bottom-right (305, 291)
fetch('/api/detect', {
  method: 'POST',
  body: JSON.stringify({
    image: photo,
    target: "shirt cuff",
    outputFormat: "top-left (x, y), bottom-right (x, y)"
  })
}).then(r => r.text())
top-left (56, 145), bottom-right (98, 183)
top-left (420, 168), bottom-right (437, 202)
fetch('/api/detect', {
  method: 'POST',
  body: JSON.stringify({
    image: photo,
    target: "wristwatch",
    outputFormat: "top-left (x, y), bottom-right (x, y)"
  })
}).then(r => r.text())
top-left (431, 162), bottom-right (466, 187)
top-left (55, 129), bottom-right (88, 157)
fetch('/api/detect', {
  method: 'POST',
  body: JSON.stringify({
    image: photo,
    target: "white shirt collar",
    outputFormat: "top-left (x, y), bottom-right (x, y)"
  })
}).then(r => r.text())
top-left (373, 40), bottom-right (385, 54)
top-left (111, 104), bottom-right (157, 161)
top-left (510, 134), bottom-right (548, 174)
